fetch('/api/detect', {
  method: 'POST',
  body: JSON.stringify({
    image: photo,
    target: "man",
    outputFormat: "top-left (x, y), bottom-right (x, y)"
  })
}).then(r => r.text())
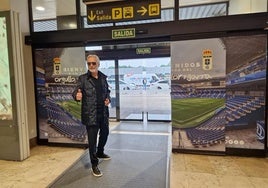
top-left (73, 54), bottom-right (111, 177)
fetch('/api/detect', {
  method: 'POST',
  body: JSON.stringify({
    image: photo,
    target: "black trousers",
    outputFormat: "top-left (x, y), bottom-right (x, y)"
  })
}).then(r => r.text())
top-left (86, 113), bottom-right (109, 167)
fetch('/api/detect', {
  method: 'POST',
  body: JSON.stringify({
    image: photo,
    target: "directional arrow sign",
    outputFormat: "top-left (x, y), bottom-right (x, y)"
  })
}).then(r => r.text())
top-left (86, 0), bottom-right (161, 24)
top-left (137, 6), bottom-right (147, 16)
top-left (88, 11), bottom-right (96, 21)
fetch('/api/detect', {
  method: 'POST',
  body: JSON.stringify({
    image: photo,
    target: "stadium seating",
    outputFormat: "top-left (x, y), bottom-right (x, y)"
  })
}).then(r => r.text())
top-left (38, 95), bottom-right (87, 142)
top-left (185, 110), bottom-right (225, 147)
top-left (226, 95), bottom-right (265, 128)
top-left (171, 85), bottom-right (225, 99)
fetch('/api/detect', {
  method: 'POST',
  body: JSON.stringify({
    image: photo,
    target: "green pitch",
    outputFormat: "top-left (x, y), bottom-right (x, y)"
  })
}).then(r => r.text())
top-left (172, 98), bottom-right (225, 128)
top-left (58, 100), bottom-right (81, 120)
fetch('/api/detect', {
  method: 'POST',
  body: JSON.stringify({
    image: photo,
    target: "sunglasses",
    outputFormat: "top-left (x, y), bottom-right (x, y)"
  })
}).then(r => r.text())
top-left (87, 62), bottom-right (97, 66)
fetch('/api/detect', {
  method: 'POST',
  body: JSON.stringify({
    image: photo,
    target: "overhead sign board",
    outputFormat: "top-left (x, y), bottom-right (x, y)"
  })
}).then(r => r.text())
top-left (86, 0), bottom-right (161, 24)
top-left (112, 28), bottom-right (135, 39)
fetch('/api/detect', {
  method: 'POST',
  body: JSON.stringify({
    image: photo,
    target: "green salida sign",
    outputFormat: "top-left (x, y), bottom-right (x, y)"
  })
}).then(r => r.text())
top-left (136, 47), bottom-right (151, 54)
top-left (112, 28), bottom-right (135, 39)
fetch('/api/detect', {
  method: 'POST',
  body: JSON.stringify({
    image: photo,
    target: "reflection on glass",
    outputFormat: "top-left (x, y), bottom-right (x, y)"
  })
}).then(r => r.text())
top-left (179, 0), bottom-right (267, 20)
top-left (179, 2), bottom-right (227, 20)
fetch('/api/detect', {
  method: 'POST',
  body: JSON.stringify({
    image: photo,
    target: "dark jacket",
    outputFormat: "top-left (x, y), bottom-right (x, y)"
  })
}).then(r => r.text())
top-left (72, 71), bottom-right (110, 127)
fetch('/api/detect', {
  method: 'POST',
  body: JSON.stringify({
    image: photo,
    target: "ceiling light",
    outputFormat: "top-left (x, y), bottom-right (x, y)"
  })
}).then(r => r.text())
top-left (69, 23), bottom-right (77, 29)
top-left (85, 46), bottom-right (102, 51)
top-left (36, 6), bottom-right (45, 11)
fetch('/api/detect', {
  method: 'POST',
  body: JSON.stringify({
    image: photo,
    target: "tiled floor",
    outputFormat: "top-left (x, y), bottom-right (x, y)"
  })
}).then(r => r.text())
top-left (170, 153), bottom-right (268, 188)
top-left (0, 146), bottom-right (85, 188)
top-left (0, 121), bottom-right (268, 188)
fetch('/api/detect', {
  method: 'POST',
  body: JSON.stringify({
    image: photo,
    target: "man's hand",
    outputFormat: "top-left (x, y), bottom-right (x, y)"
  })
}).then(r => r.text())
top-left (76, 89), bottom-right (82, 101)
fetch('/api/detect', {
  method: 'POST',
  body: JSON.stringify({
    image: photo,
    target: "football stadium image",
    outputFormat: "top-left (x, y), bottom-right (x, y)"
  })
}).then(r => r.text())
top-left (171, 78), bottom-right (226, 151)
top-left (35, 48), bottom-right (88, 145)
top-left (36, 68), bottom-right (88, 144)
top-left (171, 35), bottom-right (266, 152)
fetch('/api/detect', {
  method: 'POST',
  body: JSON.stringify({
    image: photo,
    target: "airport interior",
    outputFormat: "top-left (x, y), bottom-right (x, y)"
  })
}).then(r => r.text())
top-left (0, 0), bottom-right (268, 187)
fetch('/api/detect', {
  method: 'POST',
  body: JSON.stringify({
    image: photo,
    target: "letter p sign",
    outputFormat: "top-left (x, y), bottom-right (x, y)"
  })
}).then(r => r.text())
top-left (112, 8), bottom-right (122, 20)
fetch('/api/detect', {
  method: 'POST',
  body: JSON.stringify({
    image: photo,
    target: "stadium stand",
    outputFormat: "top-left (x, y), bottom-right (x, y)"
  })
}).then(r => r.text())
top-left (45, 97), bottom-right (87, 142)
top-left (226, 56), bottom-right (266, 130)
top-left (185, 109), bottom-right (225, 147)
top-left (226, 95), bottom-right (265, 126)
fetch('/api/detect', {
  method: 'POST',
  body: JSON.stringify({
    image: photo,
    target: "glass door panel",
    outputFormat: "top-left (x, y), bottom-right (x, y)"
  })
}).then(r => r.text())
top-left (119, 57), bottom-right (171, 121)
top-left (98, 60), bottom-right (116, 119)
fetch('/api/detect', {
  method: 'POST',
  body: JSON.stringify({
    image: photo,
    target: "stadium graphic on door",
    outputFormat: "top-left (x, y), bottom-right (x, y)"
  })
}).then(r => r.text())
top-left (35, 47), bottom-right (88, 145)
top-left (171, 38), bottom-right (226, 152)
top-left (171, 35), bottom-right (266, 152)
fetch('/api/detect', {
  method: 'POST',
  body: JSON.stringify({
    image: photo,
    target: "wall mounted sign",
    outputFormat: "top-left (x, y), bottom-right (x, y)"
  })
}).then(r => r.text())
top-left (136, 47), bottom-right (151, 54)
top-left (112, 28), bottom-right (135, 39)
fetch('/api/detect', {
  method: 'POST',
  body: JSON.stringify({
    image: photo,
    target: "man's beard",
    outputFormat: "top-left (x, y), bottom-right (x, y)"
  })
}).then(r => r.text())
top-left (89, 68), bottom-right (98, 73)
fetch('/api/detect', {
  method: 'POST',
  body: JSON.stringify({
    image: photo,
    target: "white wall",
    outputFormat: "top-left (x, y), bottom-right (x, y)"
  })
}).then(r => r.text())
top-left (10, 0), bottom-right (30, 33)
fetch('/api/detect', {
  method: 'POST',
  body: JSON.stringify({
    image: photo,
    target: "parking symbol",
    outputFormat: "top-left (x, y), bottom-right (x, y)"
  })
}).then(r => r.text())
top-left (112, 8), bottom-right (122, 19)
top-left (123, 6), bottom-right (133, 18)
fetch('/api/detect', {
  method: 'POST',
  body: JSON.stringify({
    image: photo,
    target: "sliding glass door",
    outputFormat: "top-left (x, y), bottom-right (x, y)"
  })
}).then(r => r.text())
top-left (118, 57), bottom-right (171, 121)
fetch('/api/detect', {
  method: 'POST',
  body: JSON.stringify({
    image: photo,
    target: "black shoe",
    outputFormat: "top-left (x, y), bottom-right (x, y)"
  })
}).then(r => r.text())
top-left (96, 153), bottom-right (111, 160)
top-left (91, 166), bottom-right (103, 177)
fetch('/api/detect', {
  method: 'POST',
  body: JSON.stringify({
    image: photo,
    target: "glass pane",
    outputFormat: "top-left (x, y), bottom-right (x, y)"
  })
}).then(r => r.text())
top-left (178, 0), bottom-right (267, 20)
top-left (32, 0), bottom-right (77, 32)
top-left (119, 57), bottom-right (171, 120)
top-left (98, 60), bottom-right (117, 119)
top-left (179, 1), bottom-right (228, 20)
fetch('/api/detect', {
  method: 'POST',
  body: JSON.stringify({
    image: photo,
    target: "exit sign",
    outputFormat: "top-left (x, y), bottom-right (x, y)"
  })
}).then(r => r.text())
top-left (112, 28), bottom-right (135, 39)
top-left (136, 48), bottom-right (151, 54)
